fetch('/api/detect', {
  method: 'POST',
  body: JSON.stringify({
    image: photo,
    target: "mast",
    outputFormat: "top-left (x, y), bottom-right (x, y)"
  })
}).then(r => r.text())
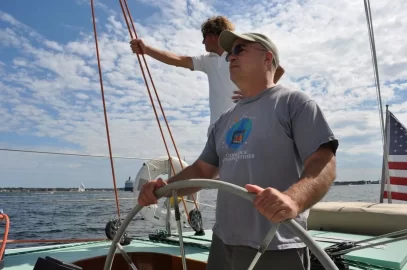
top-left (379, 105), bottom-right (392, 203)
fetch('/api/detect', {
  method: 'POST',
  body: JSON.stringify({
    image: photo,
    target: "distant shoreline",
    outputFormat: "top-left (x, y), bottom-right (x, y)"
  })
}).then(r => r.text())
top-left (0, 187), bottom-right (128, 192)
top-left (0, 180), bottom-right (381, 192)
top-left (332, 180), bottom-right (380, 186)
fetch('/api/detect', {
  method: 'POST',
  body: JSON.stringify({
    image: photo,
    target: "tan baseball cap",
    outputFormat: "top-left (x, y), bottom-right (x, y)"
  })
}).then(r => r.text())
top-left (219, 30), bottom-right (285, 83)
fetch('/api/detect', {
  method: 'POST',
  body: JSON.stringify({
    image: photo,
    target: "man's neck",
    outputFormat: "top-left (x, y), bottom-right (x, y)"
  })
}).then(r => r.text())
top-left (239, 78), bottom-right (276, 98)
top-left (213, 46), bottom-right (224, 56)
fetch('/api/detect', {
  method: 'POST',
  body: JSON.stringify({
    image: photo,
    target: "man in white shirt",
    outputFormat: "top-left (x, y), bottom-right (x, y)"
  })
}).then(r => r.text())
top-left (131, 16), bottom-right (285, 136)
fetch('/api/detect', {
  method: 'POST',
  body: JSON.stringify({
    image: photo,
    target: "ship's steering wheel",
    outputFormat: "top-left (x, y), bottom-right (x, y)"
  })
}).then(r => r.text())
top-left (103, 179), bottom-right (339, 270)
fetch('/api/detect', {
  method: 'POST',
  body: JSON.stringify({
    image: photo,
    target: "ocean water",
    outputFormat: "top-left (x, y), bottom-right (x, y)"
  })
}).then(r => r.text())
top-left (0, 184), bottom-right (403, 249)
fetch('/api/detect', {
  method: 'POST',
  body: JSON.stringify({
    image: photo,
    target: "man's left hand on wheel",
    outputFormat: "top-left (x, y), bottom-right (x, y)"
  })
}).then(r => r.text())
top-left (245, 184), bottom-right (300, 223)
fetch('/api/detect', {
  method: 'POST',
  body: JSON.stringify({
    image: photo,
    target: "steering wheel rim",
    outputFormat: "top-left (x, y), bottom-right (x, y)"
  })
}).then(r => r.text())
top-left (103, 179), bottom-right (339, 270)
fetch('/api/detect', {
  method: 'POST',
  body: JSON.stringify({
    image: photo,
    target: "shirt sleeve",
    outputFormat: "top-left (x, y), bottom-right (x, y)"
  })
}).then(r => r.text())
top-left (198, 124), bottom-right (219, 167)
top-left (191, 54), bottom-right (208, 73)
top-left (291, 97), bottom-right (339, 163)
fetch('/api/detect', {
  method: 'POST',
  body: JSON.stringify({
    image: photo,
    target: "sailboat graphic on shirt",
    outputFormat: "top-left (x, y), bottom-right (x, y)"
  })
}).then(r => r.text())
top-left (226, 117), bottom-right (253, 149)
top-left (231, 129), bottom-right (245, 145)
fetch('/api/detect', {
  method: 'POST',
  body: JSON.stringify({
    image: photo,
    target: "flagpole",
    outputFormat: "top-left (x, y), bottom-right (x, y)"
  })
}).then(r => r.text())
top-left (379, 105), bottom-right (388, 203)
top-left (384, 105), bottom-right (392, 203)
top-left (379, 156), bottom-right (385, 203)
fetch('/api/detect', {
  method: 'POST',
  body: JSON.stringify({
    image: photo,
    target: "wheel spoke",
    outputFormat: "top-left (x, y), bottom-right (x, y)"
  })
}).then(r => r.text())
top-left (247, 223), bottom-right (280, 270)
top-left (116, 243), bottom-right (138, 270)
top-left (172, 190), bottom-right (188, 270)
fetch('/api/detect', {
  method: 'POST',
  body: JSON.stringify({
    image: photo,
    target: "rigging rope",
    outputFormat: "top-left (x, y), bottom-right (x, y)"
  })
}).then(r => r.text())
top-left (0, 148), bottom-right (154, 160)
top-left (122, 0), bottom-right (188, 176)
top-left (116, 0), bottom-right (199, 215)
top-left (363, 0), bottom-right (392, 202)
top-left (90, 0), bottom-right (121, 219)
top-left (363, 0), bottom-right (385, 145)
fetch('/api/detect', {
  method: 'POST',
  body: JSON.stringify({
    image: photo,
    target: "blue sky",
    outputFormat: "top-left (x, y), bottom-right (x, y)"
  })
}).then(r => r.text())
top-left (0, 0), bottom-right (406, 189)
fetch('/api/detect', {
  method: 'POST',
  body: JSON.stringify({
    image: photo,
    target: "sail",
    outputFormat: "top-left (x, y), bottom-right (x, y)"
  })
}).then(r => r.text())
top-left (78, 183), bottom-right (85, 192)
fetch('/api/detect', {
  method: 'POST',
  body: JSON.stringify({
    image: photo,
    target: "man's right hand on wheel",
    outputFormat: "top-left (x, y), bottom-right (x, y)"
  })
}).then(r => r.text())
top-left (137, 178), bottom-right (167, 206)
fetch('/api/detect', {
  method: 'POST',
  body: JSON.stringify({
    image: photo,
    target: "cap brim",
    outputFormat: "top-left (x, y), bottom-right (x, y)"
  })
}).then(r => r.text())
top-left (219, 30), bottom-right (256, 52)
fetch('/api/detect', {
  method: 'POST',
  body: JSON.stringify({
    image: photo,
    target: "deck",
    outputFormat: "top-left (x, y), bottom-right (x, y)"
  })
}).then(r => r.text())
top-left (3, 230), bottom-right (407, 270)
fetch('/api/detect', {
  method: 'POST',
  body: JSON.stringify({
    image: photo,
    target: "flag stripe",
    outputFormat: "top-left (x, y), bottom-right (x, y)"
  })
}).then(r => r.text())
top-left (389, 169), bottom-right (407, 178)
top-left (388, 155), bottom-right (407, 162)
top-left (383, 191), bottom-right (407, 201)
top-left (385, 184), bottom-right (407, 194)
top-left (388, 162), bottom-right (407, 170)
top-left (390, 177), bottom-right (407, 186)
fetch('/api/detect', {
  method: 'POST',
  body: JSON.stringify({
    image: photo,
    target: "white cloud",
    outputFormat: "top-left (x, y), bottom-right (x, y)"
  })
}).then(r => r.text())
top-left (0, 0), bottom-right (406, 187)
top-left (76, 93), bottom-right (90, 100)
top-left (0, 27), bottom-right (20, 46)
top-left (13, 58), bottom-right (28, 67)
top-left (43, 40), bottom-right (64, 52)
top-left (66, 41), bottom-right (95, 58)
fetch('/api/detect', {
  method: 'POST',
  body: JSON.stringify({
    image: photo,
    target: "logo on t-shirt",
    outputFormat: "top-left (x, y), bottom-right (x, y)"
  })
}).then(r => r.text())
top-left (222, 117), bottom-right (255, 163)
top-left (225, 118), bottom-right (252, 149)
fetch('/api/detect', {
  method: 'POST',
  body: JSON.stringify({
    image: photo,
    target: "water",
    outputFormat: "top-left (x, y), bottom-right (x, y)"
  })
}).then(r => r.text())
top-left (0, 184), bottom-right (402, 249)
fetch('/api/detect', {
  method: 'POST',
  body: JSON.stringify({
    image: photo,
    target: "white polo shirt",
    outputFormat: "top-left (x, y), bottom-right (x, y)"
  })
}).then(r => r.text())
top-left (191, 52), bottom-right (238, 131)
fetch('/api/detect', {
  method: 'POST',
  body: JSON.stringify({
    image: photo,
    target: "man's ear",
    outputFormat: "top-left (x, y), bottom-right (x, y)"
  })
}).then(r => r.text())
top-left (266, 51), bottom-right (274, 61)
top-left (265, 51), bottom-right (274, 68)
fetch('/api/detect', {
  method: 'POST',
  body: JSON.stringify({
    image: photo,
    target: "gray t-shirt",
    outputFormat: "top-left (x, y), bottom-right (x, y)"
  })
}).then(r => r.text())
top-left (199, 85), bottom-right (338, 250)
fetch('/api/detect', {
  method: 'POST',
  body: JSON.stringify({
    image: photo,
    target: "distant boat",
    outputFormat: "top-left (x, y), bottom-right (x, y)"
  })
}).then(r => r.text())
top-left (124, 177), bottom-right (134, 192)
top-left (78, 183), bottom-right (85, 192)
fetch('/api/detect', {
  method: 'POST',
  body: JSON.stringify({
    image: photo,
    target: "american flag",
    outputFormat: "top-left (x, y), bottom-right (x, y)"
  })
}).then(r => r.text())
top-left (384, 111), bottom-right (407, 201)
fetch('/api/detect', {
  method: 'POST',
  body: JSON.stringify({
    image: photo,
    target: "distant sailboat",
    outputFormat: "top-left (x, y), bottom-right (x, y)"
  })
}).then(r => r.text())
top-left (78, 183), bottom-right (85, 192)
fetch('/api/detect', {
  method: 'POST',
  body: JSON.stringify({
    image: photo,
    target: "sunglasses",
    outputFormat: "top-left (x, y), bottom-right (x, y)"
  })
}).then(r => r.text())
top-left (225, 43), bottom-right (267, 62)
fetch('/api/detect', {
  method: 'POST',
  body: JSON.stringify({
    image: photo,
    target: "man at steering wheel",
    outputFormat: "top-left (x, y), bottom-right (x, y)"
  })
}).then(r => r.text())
top-left (138, 30), bottom-right (338, 270)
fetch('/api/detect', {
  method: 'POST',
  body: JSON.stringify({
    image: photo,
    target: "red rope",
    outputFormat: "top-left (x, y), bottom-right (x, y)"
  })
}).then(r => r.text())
top-left (121, 0), bottom-right (199, 210)
top-left (117, 0), bottom-right (199, 214)
top-left (0, 214), bottom-right (10, 260)
top-left (90, 0), bottom-right (121, 218)
top-left (117, 0), bottom-right (174, 177)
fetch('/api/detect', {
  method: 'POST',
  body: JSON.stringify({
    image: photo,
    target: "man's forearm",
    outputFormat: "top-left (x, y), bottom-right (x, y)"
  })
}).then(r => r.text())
top-left (284, 151), bottom-right (336, 213)
top-left (145, 46), bottom-right (186, 67)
